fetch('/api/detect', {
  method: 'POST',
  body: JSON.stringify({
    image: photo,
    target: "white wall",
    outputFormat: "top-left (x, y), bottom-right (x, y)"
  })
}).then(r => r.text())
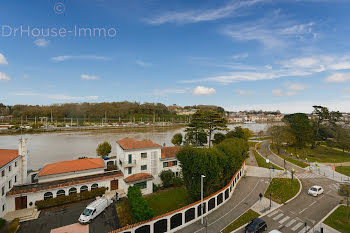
top-left (125, 180), bottom-right (153, 195)
top-left (0, 157), bottom-right (22, 218)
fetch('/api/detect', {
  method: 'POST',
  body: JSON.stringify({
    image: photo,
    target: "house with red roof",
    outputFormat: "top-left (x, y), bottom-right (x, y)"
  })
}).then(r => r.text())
top-left (116, 138), bottom-right (181, 195)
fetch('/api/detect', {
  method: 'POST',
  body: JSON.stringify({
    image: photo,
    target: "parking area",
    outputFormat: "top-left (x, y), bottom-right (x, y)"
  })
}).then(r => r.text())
top-left (17, 200), bottom-right (121, 233)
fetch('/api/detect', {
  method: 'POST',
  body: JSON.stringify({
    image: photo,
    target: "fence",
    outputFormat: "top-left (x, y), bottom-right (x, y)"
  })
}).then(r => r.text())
top-left (110, 162), bottom-right (246, 233)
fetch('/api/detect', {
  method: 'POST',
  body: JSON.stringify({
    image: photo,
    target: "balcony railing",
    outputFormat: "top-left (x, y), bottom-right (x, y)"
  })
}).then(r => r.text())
top-left (119, 159), bottom-right (136, 167)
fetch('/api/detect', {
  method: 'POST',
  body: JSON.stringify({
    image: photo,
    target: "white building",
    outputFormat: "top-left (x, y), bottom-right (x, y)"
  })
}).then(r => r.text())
top-left (116, 138), bottom-right (181, 195)
top-left (0, 138), bottom-right (27, 218)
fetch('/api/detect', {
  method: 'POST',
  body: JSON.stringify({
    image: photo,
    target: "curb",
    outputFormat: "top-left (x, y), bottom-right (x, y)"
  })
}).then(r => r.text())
top-left (285, 175), bottom-right (302, 204)
top-left (255, 143), bottom-right (283, 170)
top-left (309, 204), bottom-right (345, 232)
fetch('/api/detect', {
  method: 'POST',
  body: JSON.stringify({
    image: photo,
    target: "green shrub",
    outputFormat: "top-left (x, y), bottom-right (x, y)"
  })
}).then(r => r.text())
top-left (152, 183), bottom-right (159, 192)
top-left (0, 218), bottom-right (6, 230)
top-left (106, 164), bottom-right (118, 171)
top-left (127, 186), bottom-right (154, 222)
top-left (173, 177), bottom-right (184, 187)
top-left (159, 170), bottom-right (175, 188)
top-left (35, 187), bottom-right (106, 210)
top-left (6, 218), bottom-right (19, 233)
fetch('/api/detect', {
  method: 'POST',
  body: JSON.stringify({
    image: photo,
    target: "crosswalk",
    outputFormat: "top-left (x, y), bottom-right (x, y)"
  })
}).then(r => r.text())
top-left (326, 183), bottom-right (340, 191)
top-left (265, 210), bottom-right (308, 232)
top-left (295, 172), bottom-right (322, 179)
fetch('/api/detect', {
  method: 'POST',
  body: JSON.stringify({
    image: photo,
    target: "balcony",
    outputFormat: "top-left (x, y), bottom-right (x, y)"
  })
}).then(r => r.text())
top-left (119, 159), bottom-right (136, 167)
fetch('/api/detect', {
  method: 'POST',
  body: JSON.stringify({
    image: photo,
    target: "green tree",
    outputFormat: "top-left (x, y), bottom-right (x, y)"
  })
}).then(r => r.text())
top-left (127, 186), bottom-right (154, 222)
top-left (96, 141), bottom-right (112, 158)
top-left (159, 170), bottom-right (175, 188)
top-left (185, 110), bottom-right (227, 147)
top-left (213, 133), bottom-right (226, 145)
top-left (226, 126), bottom-right (253, 141)
top-left (284, 113), bottom-right (313, 155)
top-left (335, 126), bottom-right (350, 154)
top-left (171, 133), bottom-right (183, 146)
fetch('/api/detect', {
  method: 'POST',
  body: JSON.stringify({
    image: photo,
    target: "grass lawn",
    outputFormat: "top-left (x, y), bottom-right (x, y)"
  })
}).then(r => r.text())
top-left (270, 145), bottom-right (309, 168)
top-left (284, 145), bottom-right (350, 163)
top-left (264, 178), bottom-right (300, 204)
top-left (324, 205), bottom-right (350, 233)
top-left (144, 187), bottom-right (189, 217)
top-left (336, 166), bottom-right (350, 177)
top-left (253, 150), bottom-right (282, 170)
top-left (221, 209), bottom-right (260, 233)
top-left (116, 199), bottom-right (136, 227)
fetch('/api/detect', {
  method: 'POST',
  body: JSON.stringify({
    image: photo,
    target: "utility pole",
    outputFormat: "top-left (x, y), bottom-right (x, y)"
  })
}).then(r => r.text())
top-left (201, 175), bottom-right (206, 224)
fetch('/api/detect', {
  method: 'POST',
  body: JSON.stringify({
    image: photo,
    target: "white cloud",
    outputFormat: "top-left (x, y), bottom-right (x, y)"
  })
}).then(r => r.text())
top-left (325, 73), bottom-right (350, 83)
top-left (231, 53), bottom-right (249, 59)
top-left (0, 53), bottom-right (8, 65)
top-left (272, 89), bottom-right (296, 96)
top-left (0, 72), bottom-right (10, 81)
top-left (144, 0), bottom-right (264, 25)
top-left (344, 88), bottom-right (350, 92)
top-left (52, 55), bottom-right (108, 62)
top-left (136, 60), bottom-right (152, 67)
top-left (192, 86), bottom-right (216, 96)
top-left (222, 11), bottom-right (315, 49)
top-left (154, 88), bottom-right (190, 96)
top-left (286, 83), bottom-right (308, 90)
top-left (80, 74), bottom-right (100, 80)
top-left (225, 100), bottom-right (350, 114)
top-left (235, 89), bottom-right (253, 95)
top-left (34, 39), bottom-right (50, 47)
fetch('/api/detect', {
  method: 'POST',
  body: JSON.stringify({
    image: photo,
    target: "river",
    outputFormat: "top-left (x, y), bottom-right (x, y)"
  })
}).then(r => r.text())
top-left (0, 123), bottom-right (275, 170)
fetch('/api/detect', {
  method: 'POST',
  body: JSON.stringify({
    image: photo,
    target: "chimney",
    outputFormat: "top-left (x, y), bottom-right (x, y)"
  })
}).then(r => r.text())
top-left (18, 137), bottom-right (28, 184)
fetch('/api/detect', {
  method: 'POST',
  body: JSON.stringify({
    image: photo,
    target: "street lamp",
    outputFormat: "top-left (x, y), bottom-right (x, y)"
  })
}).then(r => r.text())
top-left (269, 166), bottom-right (272, 209)
top-left (201, 174), bottom-right (206, 224)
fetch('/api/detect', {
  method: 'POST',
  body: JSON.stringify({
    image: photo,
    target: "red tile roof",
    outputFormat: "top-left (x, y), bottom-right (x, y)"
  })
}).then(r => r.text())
top-left (117, 138), bottom-right (161, 150)
top-left (124, 173), bottom-right (153, 183)
top-left (0, 149), bottom-right (19, 168)
top-left (161, 146), bottom-right (181, 159)
top-left (38, 158), bottom-right (104, 177)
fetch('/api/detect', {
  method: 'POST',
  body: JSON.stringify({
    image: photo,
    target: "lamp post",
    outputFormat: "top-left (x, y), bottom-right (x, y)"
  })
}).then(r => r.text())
top-left (201, 175), bottom-right (206, 224)
top-left (269, 166), bottom-right (272, 209)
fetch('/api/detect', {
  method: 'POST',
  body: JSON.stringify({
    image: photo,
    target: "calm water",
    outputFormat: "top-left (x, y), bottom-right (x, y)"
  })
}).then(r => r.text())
top-left (0, 123), bottom-right (275, 170)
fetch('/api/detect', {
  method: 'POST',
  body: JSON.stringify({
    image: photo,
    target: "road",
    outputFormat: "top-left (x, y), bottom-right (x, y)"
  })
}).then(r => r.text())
top-left (254, 141), bottom-right (343, 233)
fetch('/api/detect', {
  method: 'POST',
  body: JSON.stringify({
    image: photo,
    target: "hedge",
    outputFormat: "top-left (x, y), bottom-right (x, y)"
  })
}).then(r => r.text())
top-left (35, 187), bottom-right (106, 210)
top-left (0, 218), bottom-right (6, 231)
top-left (127, 186), bottom-right (154, 222)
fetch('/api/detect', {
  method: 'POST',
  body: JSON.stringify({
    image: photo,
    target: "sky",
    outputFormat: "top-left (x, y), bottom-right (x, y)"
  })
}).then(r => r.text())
top-left (1, 0), bottom-right (350, 113)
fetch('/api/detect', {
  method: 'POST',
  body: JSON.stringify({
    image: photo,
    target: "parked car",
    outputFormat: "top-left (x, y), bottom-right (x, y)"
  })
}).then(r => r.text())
top-left (78, 197), bottom-right (113, 224)
top-left (245, 218), bottom-right (267, 233)
top-left (308, 185), bottom-right (324, 196)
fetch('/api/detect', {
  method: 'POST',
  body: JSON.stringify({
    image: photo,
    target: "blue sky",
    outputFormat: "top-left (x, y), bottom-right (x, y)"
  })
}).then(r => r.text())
top-left (1, 0), bottom-right (350, 113)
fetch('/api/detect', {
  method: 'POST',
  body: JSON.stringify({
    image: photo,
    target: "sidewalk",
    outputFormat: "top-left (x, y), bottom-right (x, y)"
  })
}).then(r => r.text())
top-left (307, 162), bottom-right (350, 182)
top-left (246, 165), bottom-right (290, 179)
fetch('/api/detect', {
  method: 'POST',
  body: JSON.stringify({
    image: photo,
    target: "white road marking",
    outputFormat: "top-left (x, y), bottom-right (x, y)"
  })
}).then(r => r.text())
top-left (267, 211), bottom-right (278, 217)
top-left (298, 207), bottom-right (308, 214)
top-left (285, 219), bottom-right (296, 227)
top-left (297, 226), bottom-right (309, 233)
top-left (291, 222), bottom-right (303, 231)
top-left (308, 201), bottom-right (317, 207)
top-left (273, 213), bottom-right (284, 221)
top-left (279, 216), bottom-right (290, 224)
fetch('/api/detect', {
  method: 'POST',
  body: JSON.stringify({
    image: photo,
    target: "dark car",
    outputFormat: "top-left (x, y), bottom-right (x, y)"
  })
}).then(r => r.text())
top-left (245, 218), bottom-right (267, 233)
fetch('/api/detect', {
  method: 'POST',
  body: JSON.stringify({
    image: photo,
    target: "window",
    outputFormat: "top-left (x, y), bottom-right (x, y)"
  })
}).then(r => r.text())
top-left (141, 165), bottom-right (147, 171)
top-left (175, 172), bottom-right (179, 177)
top-left (1, 170), bottom-right (4, 177)
top-left (44, 192), bottom-right (53, 200)
top-left (80, 185), bottom-right (88, 192)
top-left (69, 187), bottom-right (77, 195)
top-left (141, 152), bottom-right (147, 159)
top-left (173, 161), bottom-right (178, 166)
top-left (2, 204), bottom-right (4, 212)
top-left (135, 181), bottom-right (147, 190)
top-left (8, 180), bottom-right (11, 189)
top-left (57, 190), bottom-right (65, 196)
top-left (1, 186), bottom-right (4, 196)
top-left (15, 161), bottom-right (17, 167)
top-left (91, 183), bottom-right (98, 189)
top-left (14, 175), bottom-right (17, 183)
top-left (163, 162), bottom-right (169, 168)
top-left (128, 167), bottom-right (132, 175)
top-left (128, 154), bottom-right (132, 164)
top-left (8, 165), bottom-right (11, 172)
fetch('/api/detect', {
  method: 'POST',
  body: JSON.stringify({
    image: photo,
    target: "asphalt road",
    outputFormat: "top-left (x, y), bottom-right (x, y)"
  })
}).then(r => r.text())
top-left (17, 199), bottom-right (121, 233)
top-left (256, 141), bottom-right (343, 233)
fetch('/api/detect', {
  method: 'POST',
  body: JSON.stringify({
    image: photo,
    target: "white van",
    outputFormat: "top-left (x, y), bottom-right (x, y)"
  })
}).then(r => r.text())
top-left (78, 197), bottom-right (113, 224)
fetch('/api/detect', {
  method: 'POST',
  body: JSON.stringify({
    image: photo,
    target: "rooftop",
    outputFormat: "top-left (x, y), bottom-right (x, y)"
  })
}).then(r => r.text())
top-left (8, 170), bottom-right (123, 195)
top-left (117, 138), bottom-right (161, 150)
top-left (0, 149), bottom-right (19, 168)
top-left (161, 146), bottom-right (181, 159)
top-left (124, 173), bottom-right (153, 183)
top-left (38, 158), bottom-right (105, 177)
